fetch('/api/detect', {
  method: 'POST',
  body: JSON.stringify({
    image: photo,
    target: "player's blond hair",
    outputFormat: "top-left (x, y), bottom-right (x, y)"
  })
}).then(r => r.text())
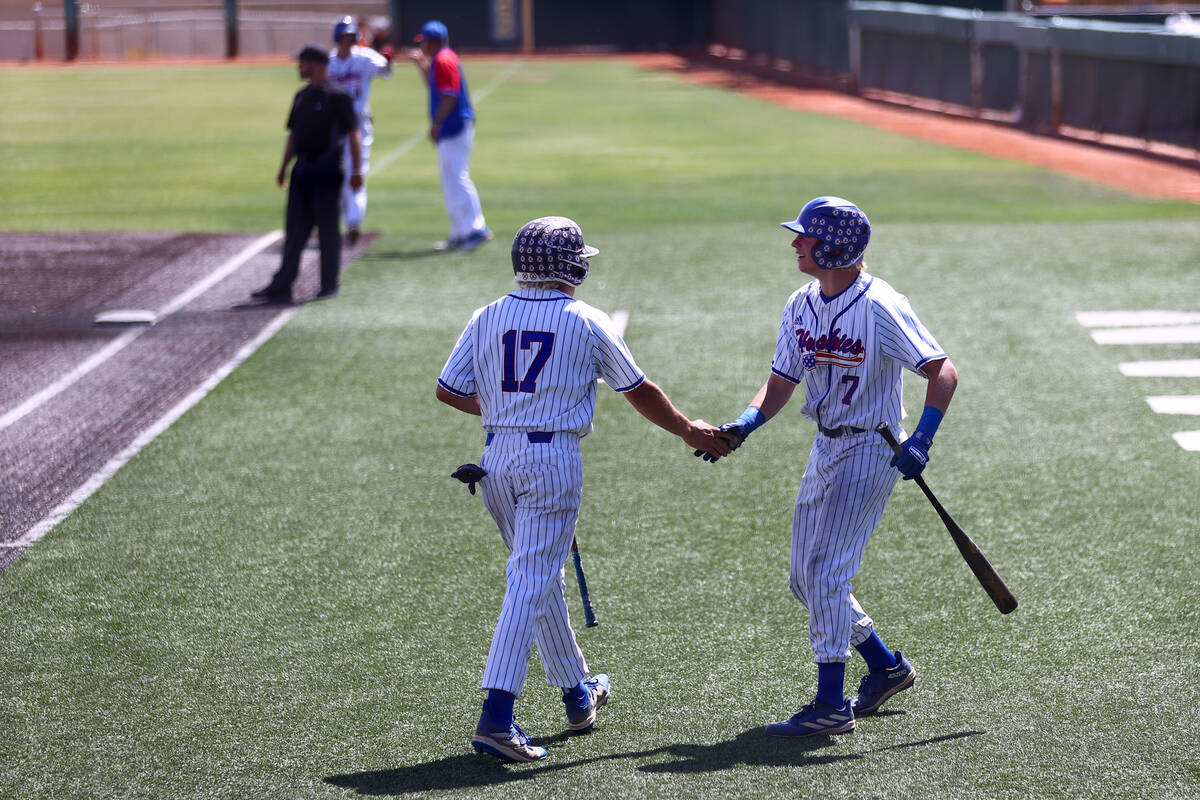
top-left (514, 279), bottom-right (569, 290)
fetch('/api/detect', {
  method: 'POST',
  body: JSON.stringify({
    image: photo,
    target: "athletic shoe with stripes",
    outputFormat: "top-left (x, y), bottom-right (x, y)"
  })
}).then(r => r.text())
top-left (457, 227), bottom-right (494, 253)
top-left (851, 650), bottom-right (916, 716)
top-left (765, 698), bottom-right (855, 737)
top-left (470, 722), bottom-right (548, 763)
top-left (563, 673), bottom-right (610, 732)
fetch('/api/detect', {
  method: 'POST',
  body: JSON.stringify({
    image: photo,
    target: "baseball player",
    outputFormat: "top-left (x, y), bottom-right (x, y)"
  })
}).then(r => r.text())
top-left (437, 216), bottom-right (729, 762)
top-left (327, 15), bottom-right (392, 246)
top-left (710, 197), bottom-right (958, 736)
top-left (408, 20), bottom-right (492, 252)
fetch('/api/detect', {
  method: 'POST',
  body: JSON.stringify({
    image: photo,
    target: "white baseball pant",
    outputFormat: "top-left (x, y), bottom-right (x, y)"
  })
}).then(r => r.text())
top-left (436, 121), bottom-right (486, 241)
top-left (790, 432), bottom-right (899, 664)
top-left (340, 117), bottom-right (373, 229)
top-left (479, 432), bottom-right (589, 695)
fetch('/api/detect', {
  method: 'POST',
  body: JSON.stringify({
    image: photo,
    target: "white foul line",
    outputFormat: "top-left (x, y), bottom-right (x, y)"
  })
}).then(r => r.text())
top-left (4, 308), bottom-right (298, 550)
top-left (372, 59), bottom-right (521, 176)
top-left (0, 230), bottom-right (282, 435)
top-left (158, 230), bottom-right (283, 317)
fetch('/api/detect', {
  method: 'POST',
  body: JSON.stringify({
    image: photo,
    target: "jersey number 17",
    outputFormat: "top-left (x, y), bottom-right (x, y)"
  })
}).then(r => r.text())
top-left (501, 329), bottom-right (555, 393)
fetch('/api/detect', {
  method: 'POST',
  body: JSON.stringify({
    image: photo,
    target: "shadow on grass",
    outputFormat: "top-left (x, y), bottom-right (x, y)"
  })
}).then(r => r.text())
top-left (323, 728), bottom-right (985, 794)
top-left (637, 727), bottom-right (986, 774)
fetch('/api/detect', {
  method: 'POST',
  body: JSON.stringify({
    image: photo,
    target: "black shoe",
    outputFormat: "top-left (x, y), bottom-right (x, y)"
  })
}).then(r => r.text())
top-left (315, 287), bottom-right (338, 300)
top-left (346, 228), bottom-right (360, 247)
top-left (251, 287), bottom-right (292, 304)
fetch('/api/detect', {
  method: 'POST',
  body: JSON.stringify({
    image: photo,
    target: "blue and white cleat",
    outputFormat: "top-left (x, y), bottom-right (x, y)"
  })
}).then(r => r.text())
top-left (470, 722), bottom-right (548, 763)
top-left (564, 673), bottom-right (610, 732)
top-left (765, 698), bottom-right (855, 737)
top-left (457, 227), bottom-right (494, 252)
top-left (851, 650), bottom-right (916, 717)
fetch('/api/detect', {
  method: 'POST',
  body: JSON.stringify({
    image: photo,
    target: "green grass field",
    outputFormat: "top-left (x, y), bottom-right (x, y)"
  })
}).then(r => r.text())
top-left (2, 58), bottom-right (1199, 799)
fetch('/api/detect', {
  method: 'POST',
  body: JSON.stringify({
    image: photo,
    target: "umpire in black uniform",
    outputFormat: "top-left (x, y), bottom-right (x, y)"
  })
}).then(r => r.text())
top-left (253, 45), bottom-right (362, 303)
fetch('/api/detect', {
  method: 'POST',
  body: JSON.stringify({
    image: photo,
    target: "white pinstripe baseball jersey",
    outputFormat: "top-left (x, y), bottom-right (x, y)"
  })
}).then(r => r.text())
top-left (438, 287), bottom-right (645, 435)
top-left (327, 46), bottom-right (390, 123)
top-left (771, 272), bottom-right (945, 431)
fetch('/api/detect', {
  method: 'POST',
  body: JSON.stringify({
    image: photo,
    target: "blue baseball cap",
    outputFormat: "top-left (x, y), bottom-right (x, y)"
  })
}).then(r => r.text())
top-left (415, 20), bottom-right (448, 43)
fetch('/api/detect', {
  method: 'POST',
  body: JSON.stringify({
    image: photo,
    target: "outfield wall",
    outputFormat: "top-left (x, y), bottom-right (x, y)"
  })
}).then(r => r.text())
top-left (706, 0), bottom-right (1200, 158)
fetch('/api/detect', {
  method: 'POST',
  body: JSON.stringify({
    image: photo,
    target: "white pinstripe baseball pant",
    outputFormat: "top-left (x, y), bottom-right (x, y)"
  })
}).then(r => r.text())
top-left (790, 431), bottom-right (900, 664)
top-left (479, 432), bottom-right (589, 695)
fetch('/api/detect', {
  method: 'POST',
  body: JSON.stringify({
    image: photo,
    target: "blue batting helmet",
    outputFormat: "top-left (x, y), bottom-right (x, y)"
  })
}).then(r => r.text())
top-left (512, 217), bottom-right (599, 287)
top-left (781, 196), bottom-right (870, 269)
top-left (332, 15), bottom-right (356, 42)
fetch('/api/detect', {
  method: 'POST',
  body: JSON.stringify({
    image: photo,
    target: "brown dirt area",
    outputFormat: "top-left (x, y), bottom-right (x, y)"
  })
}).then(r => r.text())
top-left (632, 53), bottom-right (1200, 204)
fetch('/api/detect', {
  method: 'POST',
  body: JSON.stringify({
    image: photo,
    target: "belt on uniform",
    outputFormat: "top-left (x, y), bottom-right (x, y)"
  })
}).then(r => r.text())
top-left (818, 424), bottom-right (866, 438)
top-left (485, 432), bottom-right (555, 445)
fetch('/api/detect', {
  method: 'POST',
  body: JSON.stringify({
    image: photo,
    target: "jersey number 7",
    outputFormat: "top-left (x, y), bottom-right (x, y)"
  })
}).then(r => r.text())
top-left (501, 329), bottom-right (555, 393)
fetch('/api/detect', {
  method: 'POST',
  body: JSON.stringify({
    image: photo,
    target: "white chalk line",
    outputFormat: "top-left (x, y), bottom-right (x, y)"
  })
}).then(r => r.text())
top-left (1075, 310), bottom-right (1200, 328)
top-left (372, 58), bottom-right (521, 176)
top-left (0, 231), bottom-right (283, 435)
top-left (610, 310), bottom-right (629, 338)
top-left (597, 311), bottom-right (630, 386)
top-left (1145, 396), bottom-right (1200, 415)
top-left (1077, 309), bottom-right (1200, 452)
top-left (1091, 325), bottom-right (1200, 345)
top-left (4, 308), bottom-right (298, 550)
top-left (1119, 360), bottom-right (1200, 377)
top-left (1172, 431), bottom-right (1200, 451)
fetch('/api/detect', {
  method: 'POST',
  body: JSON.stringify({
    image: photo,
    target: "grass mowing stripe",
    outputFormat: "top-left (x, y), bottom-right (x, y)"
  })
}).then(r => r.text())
top-left (6, 305), bottom-right (296, 551)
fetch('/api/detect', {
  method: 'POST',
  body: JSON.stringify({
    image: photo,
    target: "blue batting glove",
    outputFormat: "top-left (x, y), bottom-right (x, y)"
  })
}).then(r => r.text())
top-left (694, 407), bottom-right (767, 463)
top-left (892, 406), bottom-right (943, 480)
top-left (892, 430), bottom-right (931, 479)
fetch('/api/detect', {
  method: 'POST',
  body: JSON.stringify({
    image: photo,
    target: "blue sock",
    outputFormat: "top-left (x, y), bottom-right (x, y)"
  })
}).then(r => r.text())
top-left (816, 662), bottom-right (846, 708)
top-left (856, 631), bottom-right (899, 672)
top-left (481, 689), bottom-right (515, 731)
top-left (562, 680), bottom-right (588, 708)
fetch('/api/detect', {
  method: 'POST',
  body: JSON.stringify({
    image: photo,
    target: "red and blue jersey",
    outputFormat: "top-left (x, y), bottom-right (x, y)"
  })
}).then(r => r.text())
top-left (428, 47), bottom-right (474, 140)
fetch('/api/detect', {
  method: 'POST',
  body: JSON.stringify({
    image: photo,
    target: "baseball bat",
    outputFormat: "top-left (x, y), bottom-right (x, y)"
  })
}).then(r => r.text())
top-left (875, 422), bottom-right (1018, 615)
top-left (571, 537), bottom-right (599, 627)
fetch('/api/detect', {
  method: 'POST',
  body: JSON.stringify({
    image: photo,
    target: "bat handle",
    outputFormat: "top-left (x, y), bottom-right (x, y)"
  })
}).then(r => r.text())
top-left (875, 421), bottom-right (902, 455)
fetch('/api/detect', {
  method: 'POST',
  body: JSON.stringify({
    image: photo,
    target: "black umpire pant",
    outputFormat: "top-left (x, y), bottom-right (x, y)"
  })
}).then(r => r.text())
top-left (266, 161), bottom-right (342, 297)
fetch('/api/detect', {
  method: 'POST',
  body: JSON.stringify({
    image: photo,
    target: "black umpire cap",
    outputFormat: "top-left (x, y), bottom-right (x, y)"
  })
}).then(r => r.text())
top-left (294, 44), bottom-right (329, 64)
